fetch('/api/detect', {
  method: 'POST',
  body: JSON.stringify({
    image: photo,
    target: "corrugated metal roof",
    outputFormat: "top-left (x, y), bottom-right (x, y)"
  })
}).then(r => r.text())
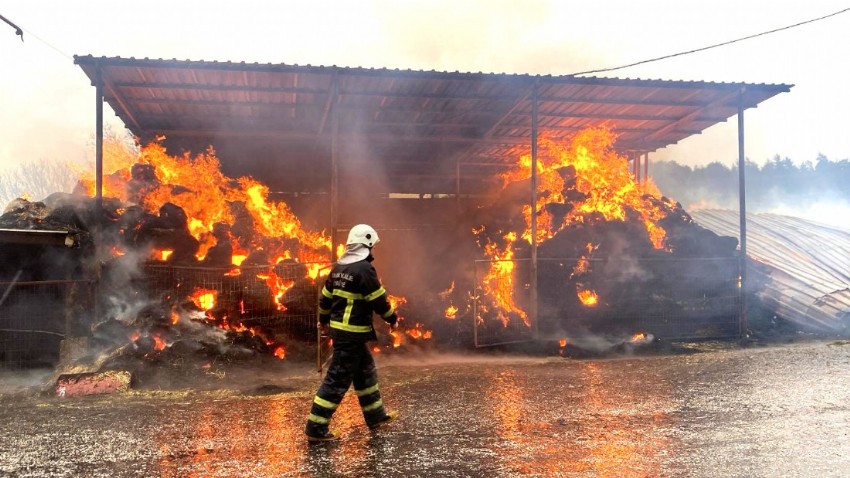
top-left (73, 55), bottom-right (792, 194)
top-left (692, 210), bottom-right (850, 333)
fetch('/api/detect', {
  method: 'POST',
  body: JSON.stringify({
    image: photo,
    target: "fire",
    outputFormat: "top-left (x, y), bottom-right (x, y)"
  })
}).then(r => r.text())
top-left (479, 232), bottom-right (530, 327)
top-left (231, 254), bottom-right (247, 266)
top-left (577, 288), bottom-right (598, 307)
top-left (305, 262), bottom-right (331, 280)
top-left (388, 294), bottom-right (407, 311)
top-left (70, 137), bottom-right (330, 362)
top-left (558, 338), bottom-right (567, 348)
top-left (438, 281), bottom-right (455, 299)
top-left (372, 294), bottom-right (432, 351)
top-left (191, 288), bottom-right (218, 311)
top-left (630, 332), bottom-right (652, 344)
top-left (499, 127), bottom-right (668, 248)
top-left (445, 305), bottom-right (458, 320)
top-left (405, 323), bottom-right (433, 340)
top-left (477, 126), bottom-right (674, 324)
top-left (389, 329), bottom-right (402, 348)
top-left (256, 271), bottom-right (295, 311)
top-left (440, 282), bottom-right (459, 319)
top-left (76, 140), bottom-right (333, 267)
top-left (152, 333), bottom-right (168, 351)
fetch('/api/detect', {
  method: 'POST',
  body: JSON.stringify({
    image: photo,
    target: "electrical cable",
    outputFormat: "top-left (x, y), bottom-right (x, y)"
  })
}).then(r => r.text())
top-left (21, 27), bottom-right (73, 59)
top-left (570, 6), bottom-right (850, 76)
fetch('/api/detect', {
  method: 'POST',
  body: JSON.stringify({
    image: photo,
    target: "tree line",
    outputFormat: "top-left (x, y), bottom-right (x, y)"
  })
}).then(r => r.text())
top-left (650, 155), bottom-right (850, 214)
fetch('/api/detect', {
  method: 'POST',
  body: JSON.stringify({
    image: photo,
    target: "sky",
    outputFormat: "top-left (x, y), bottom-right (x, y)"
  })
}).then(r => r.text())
top-left (2, 0), bottom-right (849, 175)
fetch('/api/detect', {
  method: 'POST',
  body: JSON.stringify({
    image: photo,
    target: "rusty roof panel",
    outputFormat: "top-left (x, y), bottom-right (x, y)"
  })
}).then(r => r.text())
top-left (73, 55), bottom-right (791, 194)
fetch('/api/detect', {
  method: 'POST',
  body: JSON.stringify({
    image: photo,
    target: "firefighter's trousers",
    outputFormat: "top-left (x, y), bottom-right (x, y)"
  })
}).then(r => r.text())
top-left (305, 340), bottom-right (390, 435)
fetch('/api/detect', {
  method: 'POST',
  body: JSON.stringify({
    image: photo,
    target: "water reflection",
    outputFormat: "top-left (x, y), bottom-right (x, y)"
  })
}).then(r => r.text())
top-left (574, 362), bottom-right (671, 477)
top-left (148, 360), bottom-right (678, 477)
top-left (484, 362), bottom-right (675, 477)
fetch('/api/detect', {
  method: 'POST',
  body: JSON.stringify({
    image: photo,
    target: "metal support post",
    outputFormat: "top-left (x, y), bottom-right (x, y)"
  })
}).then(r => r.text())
top-left (737, 88), bottom-right (749, 338)
top-left (530, 81), bottom-right (539, 339)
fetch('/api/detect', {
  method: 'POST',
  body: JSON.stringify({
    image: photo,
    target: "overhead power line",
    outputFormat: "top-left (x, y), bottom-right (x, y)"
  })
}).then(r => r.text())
top-left (570, 6), bottom-right (850, 76)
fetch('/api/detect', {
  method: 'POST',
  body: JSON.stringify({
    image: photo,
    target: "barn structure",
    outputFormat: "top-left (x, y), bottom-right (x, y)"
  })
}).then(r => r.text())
top-left (69, 55), bottom-right (792, 340)
top-left (71, 55), bottom-right (792, 344)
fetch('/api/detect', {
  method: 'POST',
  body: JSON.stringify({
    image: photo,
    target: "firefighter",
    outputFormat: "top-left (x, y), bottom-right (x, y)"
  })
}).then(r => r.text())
top-left (305, 224), bottom-right (399, 442)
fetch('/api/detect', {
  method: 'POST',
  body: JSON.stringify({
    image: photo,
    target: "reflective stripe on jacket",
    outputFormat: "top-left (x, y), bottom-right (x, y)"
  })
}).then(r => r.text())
top-left (318, 258), bottom-right (396, 342)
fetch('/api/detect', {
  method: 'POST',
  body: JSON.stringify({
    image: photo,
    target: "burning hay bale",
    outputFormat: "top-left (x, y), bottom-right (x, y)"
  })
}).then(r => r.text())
top-left (1, 139), bottom-right (339, 371)
top-left (447, 127), bottom-right (743, 343)
top-left (130, 202), bottom-right (201, 264)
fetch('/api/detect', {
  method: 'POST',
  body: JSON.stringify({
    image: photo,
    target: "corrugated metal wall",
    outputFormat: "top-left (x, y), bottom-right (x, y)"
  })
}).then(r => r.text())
top-left (693, 210), bottom-right (850, 333)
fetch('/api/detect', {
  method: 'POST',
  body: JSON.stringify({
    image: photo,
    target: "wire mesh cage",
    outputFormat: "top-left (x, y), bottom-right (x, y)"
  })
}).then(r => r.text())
top-left (473, 258), bottom-right (535, 347)
top-left (0, 279), bottom-right (92, 369)
top-left (140, 261), bottom-right (329, 342)
top-left (473, 255), bottom-right (741, 346)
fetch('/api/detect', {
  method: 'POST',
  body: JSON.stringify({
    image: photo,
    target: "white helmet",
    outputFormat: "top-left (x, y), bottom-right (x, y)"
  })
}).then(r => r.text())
top-left (346, 224), bottom-right (380, 247)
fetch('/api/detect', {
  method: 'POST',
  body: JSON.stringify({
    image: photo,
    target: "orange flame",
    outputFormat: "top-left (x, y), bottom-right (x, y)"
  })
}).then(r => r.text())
top-left (388, 294), bottom-right (407, 311)
top-left (389, 329), bottom-right (402, 348)
top-left (479, 232), bottom-right (530, 327)
top-left (445, 305), bottom-right (458, 320)
top-left (231, 254), bottom-right (247, 266)
top-left (152, 333), bottom-right (167, 351)
top-left (77, 137), bottom-right (333, 361)
top-left (76, 140), bottom-right (333, 266)
top-left (438, 281), bottom-right (455, 299)
top-left (499, 127), bottom-right (668, 248)
top-left (577, 288), bottom-right (598, 307)
top-left (405, 322), bottom-right (433, 340)
top-left (191, 288), bottom-right (218, 311)
top-left (478, 126), bottom-right (675, 323)
top-left (630, 332), bottom-right (649, 343)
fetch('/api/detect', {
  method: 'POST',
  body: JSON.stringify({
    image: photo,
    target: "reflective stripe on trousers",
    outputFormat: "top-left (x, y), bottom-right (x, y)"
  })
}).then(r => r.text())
top-left (305, 341), bottom-right (389, 433)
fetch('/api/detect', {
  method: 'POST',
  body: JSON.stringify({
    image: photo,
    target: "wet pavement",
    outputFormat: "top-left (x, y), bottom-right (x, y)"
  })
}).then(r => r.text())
top-left (2, 339), bottom-right (850, 477)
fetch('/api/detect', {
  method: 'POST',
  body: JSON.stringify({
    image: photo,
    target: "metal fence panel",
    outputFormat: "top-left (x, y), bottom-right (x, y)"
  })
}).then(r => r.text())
top-left (536, 256), bottom-right (741, 340)
top-left (473, 258), bottom-right (535, 347)
top-left (141, 262), bottom-right (328, 342)
top-left (473, 256), bottom-right (741, 346)
top-left (0, 280), bottom-right (91, 369)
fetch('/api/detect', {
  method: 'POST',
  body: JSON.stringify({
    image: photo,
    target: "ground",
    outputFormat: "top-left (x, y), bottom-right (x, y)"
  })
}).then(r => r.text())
top-left (1, 339), bottom-right (849, 477)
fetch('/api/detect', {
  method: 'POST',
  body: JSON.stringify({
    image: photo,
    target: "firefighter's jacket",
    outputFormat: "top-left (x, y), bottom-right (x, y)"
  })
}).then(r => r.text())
top-left (319, 258), bottom-right (397, 342)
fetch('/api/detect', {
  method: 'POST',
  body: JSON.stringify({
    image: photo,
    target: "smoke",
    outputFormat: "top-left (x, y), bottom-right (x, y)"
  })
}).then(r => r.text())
top-left (0, 368), bottom-right (56, 396)
top-left (651, 156), bottom-right (850, 229)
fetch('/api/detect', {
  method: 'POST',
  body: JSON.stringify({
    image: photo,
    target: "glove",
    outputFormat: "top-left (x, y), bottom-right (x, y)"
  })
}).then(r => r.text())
top-left (387, 313), bottom-right (399, 329)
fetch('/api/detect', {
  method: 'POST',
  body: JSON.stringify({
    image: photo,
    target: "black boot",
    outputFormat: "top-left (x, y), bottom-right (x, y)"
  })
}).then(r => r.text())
top-left (305, 423), bottom-right (339, 442)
